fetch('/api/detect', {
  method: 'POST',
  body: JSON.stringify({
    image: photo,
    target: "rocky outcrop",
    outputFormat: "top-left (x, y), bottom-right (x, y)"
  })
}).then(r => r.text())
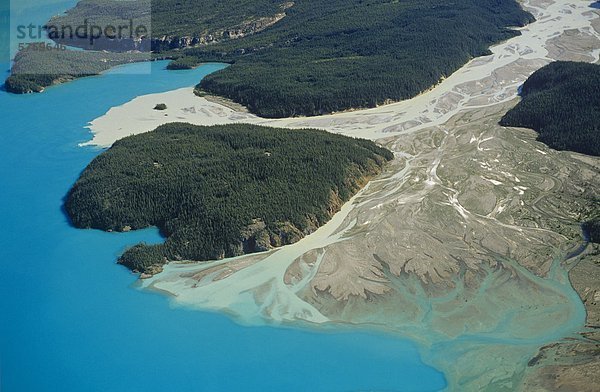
top-left (151, 6), bottom-right (292, 51)
top-left (236, 190), bottom-right (348, 256)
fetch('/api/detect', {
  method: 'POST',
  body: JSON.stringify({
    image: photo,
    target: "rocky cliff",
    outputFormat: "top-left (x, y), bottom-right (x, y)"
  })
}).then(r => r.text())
top-left (151, 5), bottom-right (292, 51)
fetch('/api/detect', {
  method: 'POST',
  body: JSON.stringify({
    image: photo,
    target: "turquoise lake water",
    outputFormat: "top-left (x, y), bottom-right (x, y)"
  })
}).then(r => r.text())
top-left (0, 1), bottom-right (446, 391)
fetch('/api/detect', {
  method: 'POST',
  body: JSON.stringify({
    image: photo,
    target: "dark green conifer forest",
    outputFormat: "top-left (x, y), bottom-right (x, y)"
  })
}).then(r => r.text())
top-left (65, 123), bottom-right (393, 273)
top-left (500, 61), bottom-right (600, 157)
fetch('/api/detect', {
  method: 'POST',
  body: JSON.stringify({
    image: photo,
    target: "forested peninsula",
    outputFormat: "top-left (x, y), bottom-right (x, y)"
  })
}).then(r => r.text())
top-left (7, 0), bottom-right (534, 118)
top-left (65, 123), bottom-right (393, 274)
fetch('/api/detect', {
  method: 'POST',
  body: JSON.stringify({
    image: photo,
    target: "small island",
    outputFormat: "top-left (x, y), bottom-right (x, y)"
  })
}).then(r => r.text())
top-left (65, 123), bottom-right (393, 275)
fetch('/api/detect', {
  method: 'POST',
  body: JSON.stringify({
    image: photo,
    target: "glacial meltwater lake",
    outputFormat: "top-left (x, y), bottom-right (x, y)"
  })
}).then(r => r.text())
top-left (0, 2), bottom-right (446, 390)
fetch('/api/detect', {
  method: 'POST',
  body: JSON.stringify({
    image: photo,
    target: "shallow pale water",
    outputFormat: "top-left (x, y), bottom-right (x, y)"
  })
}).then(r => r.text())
top-left (0, 2), bottom-right (446, 390)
